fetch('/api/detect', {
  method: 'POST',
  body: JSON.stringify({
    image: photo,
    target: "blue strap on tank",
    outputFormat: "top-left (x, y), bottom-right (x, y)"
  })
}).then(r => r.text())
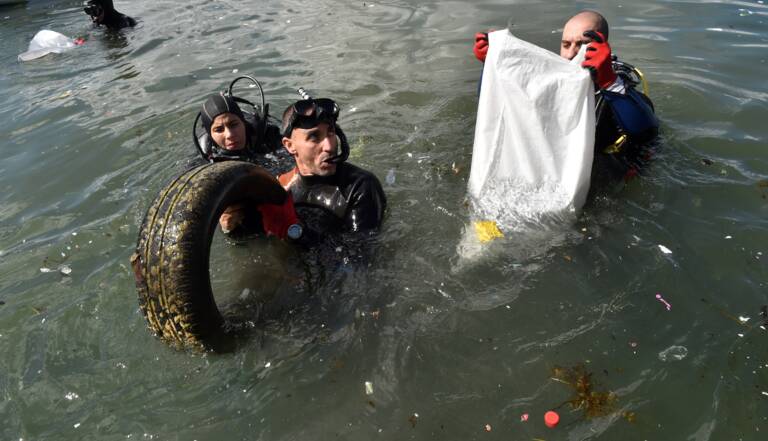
top-left (600, 88), bottom-right (659, 136)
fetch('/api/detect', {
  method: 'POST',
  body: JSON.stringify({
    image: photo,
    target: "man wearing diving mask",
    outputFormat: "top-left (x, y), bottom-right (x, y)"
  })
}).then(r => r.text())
top-left (83, 0), bottom-right (136, 30)
top-left (277, 97), bottom-right (387, 235)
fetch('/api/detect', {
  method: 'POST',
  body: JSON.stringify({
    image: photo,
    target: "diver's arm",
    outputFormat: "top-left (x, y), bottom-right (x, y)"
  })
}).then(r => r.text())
top-left (583, 31), bottom-right (659, 141)
top-left (601, 86), bottom-right (659, 141)
top-left (346, 175), bottom-right (387, 232)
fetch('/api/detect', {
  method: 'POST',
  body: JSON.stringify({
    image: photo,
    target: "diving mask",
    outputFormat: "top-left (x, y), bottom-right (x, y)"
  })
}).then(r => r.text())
top-left (281, 98), bottom-right (340, 138)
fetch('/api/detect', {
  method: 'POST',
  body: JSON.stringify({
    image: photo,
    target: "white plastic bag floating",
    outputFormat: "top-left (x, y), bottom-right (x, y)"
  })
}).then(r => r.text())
top-left (18, 30), bottom-right (79, 62)
top-left (467, 30), bottom-right (595, 234)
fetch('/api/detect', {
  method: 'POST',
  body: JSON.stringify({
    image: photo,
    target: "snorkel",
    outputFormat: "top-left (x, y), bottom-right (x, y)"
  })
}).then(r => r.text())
top-left (192, 75), bottom-right (269, 162)
top-left (284, 88), bottom-right (350, 165)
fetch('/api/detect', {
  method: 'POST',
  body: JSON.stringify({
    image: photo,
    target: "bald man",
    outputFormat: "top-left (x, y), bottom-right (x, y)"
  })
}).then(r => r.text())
top-left (559, 10), bottom-right (609, 60)
top-left (473, 11), bottom-right (659, 182)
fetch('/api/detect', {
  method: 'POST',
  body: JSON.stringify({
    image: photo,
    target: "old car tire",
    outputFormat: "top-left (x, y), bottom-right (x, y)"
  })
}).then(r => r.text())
top-left (130, 161), bottom-right (287, 349)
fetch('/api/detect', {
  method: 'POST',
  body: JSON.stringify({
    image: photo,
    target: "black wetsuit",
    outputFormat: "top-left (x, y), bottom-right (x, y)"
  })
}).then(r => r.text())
top-left (101, 11), bottom-right (136, 29)
top-left (279, 163), bottom-right (387, 236)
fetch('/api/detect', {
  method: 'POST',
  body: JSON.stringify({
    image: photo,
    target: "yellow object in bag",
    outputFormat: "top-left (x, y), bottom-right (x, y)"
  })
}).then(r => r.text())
top-left (474, 220), bottom-right (504, 243)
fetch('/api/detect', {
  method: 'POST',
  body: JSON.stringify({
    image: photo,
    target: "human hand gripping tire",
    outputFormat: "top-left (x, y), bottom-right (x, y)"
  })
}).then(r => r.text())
top-left (257, 194), bottom-right (299, 239)
top-left (581, 30), bottom-right (617, 89)
top-left (219, 204), bottom-right (245, 233)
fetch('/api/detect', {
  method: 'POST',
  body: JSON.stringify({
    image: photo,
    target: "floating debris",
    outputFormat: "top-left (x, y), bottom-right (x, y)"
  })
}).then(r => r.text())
top-left (484, 424), bottom-right (492, 432)
top-left (474, 220), bottom-right (503, 243)
top-left (58, 265), bottom-right (72, 276)
top-left (40, 267), bottom-right (55, 273)
top-left (544, 410), bottom-right (560, 428)
top-left (658, 345), bottom-right (688, 362)
top-left (364, 381), bottom-right (374, 395)
top-left (551, 365), bottom-right (617, 419)
top-left (64, 392), bottom-right (79, 401)
top-left (655, 293), bottom-right (671, 311)
top-left (385, 169), bottom-right (395, 185)
top-left (738, 316), bottom-right (750, 324)
top-left (55, 90), bottom-right (72, 100)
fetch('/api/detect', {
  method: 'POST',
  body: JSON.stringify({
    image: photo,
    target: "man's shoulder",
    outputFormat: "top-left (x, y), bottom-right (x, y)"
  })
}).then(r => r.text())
top-left (611, 59), bottom-right (647, 91)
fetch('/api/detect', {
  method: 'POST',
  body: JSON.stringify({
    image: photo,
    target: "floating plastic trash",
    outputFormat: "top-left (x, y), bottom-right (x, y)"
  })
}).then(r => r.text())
top-left (385, 169), bottom-right (395, 185)
top-left (474, 220), bottom-right (504, 243)
top-left (655, 293), bottom-right (671, 311)
top-left (544, 410), bottom-right (560, 428)
top-left (658, 345), bottom-right (688, 362)
top-left (18, 30), bottom-right (82, 62)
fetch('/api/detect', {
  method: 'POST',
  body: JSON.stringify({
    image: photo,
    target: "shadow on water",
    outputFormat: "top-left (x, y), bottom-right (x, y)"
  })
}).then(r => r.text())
top-left (206, 227), bottom-right (387, 354)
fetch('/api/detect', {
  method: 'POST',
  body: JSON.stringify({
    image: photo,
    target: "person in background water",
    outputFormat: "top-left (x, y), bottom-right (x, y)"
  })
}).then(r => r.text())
top-left (472, 10), bottom-right (659, 181)
top-left (195, 92), bottom-right (282, 165)
top-left (277, 97), bottom-right (386, 237)
top-left (83, 0), bottom-right (137, 30)
top-left (194, 93), bottom-right (290, 235)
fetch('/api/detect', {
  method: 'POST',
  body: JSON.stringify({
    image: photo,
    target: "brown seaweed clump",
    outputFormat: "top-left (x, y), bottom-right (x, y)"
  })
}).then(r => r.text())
top-left (551, 364), bottom-right (618, 419)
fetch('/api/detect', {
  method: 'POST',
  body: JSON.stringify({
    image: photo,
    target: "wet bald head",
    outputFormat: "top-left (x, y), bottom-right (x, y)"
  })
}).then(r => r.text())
top-left (560, 10), bottom-right (609, 60)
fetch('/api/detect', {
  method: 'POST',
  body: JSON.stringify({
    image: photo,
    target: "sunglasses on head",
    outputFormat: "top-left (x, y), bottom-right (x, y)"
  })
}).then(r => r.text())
top-left (282, 98), bottom-right (340, 137)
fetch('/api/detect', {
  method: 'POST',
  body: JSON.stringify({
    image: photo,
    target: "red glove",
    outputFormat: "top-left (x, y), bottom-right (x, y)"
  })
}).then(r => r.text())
top-left (473, 32), bottom-right (489, 63)
top-left (581, 31), bottom-right (617, 89)
top-left (257, 194), bottom-right (299, 239)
